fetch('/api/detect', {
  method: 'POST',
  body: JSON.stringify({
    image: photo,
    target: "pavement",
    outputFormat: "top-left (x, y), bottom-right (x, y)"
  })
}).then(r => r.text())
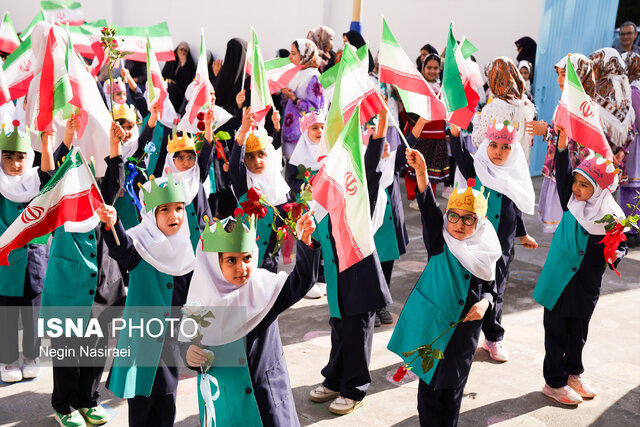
top-left (1, 176), bottom-right (639, 427)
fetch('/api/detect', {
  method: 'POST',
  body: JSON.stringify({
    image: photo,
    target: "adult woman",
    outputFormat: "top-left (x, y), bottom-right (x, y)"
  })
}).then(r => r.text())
top-left (307, 26), bottom-right (336, 72)
top-left (162, 42), bottom-right (196, 111)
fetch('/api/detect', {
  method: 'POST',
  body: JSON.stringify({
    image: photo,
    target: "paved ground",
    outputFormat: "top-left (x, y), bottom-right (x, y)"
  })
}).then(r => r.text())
top-left (1, 176), bottom-right (639, 426)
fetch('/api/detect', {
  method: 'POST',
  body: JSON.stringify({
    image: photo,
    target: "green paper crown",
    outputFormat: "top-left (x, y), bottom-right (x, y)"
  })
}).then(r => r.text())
top-left (140, 170), bottom-right (186, 212)
top-left (0, 123), bottom-right (30, 153)
top-left (202, 216), bottom-right (258, 253)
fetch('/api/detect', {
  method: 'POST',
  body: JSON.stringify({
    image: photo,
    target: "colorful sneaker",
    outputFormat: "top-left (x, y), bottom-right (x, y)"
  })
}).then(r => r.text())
top-left (21, 358), bottom-right (40, 379)
top-left (568, 375), bottom-right (597, 398)
top-left (0, 362), bottom-right (22, 383)
top-left (542, 383), bottom-right (583, 406)
top-left (482, 340), bottom-right (509, 362)
top-left (79, 405), bottom-right (109, 425)
top-left (55, 410), bottom-right (87, 427)
top-left (328, 396), bottom-right (364, 415)
top-left (309, 385), bottom-right (340, 403)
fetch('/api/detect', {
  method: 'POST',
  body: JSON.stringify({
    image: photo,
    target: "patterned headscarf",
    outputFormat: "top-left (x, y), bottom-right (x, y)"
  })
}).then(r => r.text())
top-left (307, 26), bottom-right (334, 53)
top-left (554, 53), bottom-right (596, 98)
top-left (485, 57), bottom-right (527, 101)
top-left (295, 39), bottom-right (319, 68)
top-left (623, 51), bottom-right (640, 85)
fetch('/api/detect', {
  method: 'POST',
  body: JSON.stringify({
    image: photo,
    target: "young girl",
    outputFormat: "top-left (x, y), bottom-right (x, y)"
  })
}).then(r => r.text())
top-left (533, 129), bottom-right (627, 405)
top-left (388, 148), bottom-right (501, 426)
top-left (450, 119), bottom-right (538, 362)
top-left (98, 173), bottom-right (195, 427)
top-left (286, 111), bottom-right (324, 192)
top-left (183, 210), bottom-right (320, 426)
top-left (518, 60), bottom-right (533, 101)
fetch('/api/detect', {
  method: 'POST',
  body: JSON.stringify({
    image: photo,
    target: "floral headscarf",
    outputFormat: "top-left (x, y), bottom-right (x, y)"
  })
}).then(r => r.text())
top-left (295, 39), bottom-right (319, 68)
top-left (554, 53), bottom-right (596, 98)
top-left (623, 51), bottom-right (640, 86)
top-left (485, 57), bottom-right (527, 101)
top-left (307, 26), bottom-right (334, 53)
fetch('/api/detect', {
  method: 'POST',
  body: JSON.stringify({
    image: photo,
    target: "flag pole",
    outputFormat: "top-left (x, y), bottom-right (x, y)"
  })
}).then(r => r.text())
top-left (76, 148), bottom-right (120, 246)
top-left (240, 28), bottom-right (250, 98)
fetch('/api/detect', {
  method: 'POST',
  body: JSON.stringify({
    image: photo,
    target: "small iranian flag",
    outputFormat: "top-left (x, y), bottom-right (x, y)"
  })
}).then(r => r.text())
top-left (0, 147), bottom-right (103, 265)
top-left (64, 26), bottom-right (88, 137)
top-left (378, 16), bottom-right (446, 121)
top-left (311, 104), bottom-right (375, 272)
top-left (66, 22), bottom-right (103, 59)
top-left (21, 10), bottom-right (45, 41)
top-left (319, 43), bottom-right (368, 100)
top-left (146, 31), bottom-right (168, 118)
top-left (41, 1), bottom-right (84, 25)
top-left (115, 22), bottom-right (175, 62)
top-left (247, 28), bottom-right (273, 122)
top-left (554, 55), bottom-right (613, 160)
top-left (263, 57), bottom-right (303, 94)
top-left (0, 12), bottom-right (20, 54)
top-left (441, 23), bottom-right (468, 113)
top-left (444, 31), bottom-right (481, 129)
top-left (0, 59), bottom-right (10, 105)
top-left (184, 29), bottom-right (211, 124)
top-left (2, 35), bottom-right (33, 101)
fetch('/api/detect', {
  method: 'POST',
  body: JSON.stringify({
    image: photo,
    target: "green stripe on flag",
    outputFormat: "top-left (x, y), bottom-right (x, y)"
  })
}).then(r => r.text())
top-left (319, 44), bottom-right (367, 90)
top-left (381, 17), bottom-right (399, 47)
top-left (145, 32), bottom-right (156, 102)
top-left (21, 11), bottom-right (44, 40)
top-left (116, 22), bottom-right (170, 38)
top-left (339, 104), bottom-right (365, 183)
top-left (565, 55), bottom-right (583, 91)
top-left (460, 38), bottom-right (477, 59)
top-left (3, 36), bottom-right (31, 69)
top-left (264, 57), bottom-right (291, 71)
top-left (40, 1), bottom-right (82, 10)
top-left (441, 23), bottom-right (467, 112)
top-left (39, 150), bottom-right (83, 196)
top-left (251, 29), bottom-right (270, 103)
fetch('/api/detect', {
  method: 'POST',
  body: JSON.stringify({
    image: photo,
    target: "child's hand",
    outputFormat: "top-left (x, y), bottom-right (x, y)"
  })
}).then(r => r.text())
top-left (405, 148), bottom-right (426, 175)
top-left (204, 107), bottom-right (215, 126)
top-left (97, 205), bottom-right (117, 225)
top-left (111, 121), bottom-right (125, 144)
top-left (382, 142), bottom-right (391, 159)
top-left (65, 115), bottom-right (79, 133)
top-left (186, 344), bottom-right (208, 368)
top-left (449, 123), bottom-right (461, 137)
top-left (281, 88), bottom-right (296, 101)
top-left (271, 109), bottom-right (281, 132)
top-left (120, 67), bottom-right (131, 81)
top-left (525, 120), bottom-right (547, 136)
top-left (148, 102), bottom-right (160, 128)
top-left (463, 298), bottom-right (489, 322)
top-left (296, 210), bottom-right (316, 247)
top-left (519, 234), bottom-right (538, 249)
top-left (236, 107), bottom-right (254, 145)
top-left (236, 90), bottom-right (246, 109)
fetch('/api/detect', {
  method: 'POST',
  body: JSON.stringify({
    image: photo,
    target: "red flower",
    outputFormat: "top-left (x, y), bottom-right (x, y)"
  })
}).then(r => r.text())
top-left (246, 187), bottom-right (263, 202)
top-left (240, 200), bottom-right (267, 219)
top-left (101, 27), bottom-right (108, 33)
top-left (393, 366), bottom-right (408, 382)
top-left (111, 39), bottom-right (118, 47)
top-left (283, 202), bottom-right (306, 220)
top-left (304, 171), bottom-right (311, 178)
top-left (277, 225), bottom-right (288, 239)
top-left (197, 120), bottom-right (205, 131)
top-left (196, 112), bottom-right (205, 121)
top-left (233, 208), bottom-right (244, 217)
top-left (599, 222), bottom-right (627, 277)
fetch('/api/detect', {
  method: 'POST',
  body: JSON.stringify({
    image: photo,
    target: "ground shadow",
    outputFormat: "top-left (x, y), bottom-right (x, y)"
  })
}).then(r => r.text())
top-left (591, 385), bottom-right (640, 427)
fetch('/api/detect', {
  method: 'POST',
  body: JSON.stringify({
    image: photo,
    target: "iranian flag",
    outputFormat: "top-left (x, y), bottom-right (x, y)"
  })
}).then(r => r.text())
top-left (0, 59), bottom-right (10, 106)
top-left (378, 16), bottom-right (446, 121)
top-left (146, 31), bottom-right (168, 118)
top-left (63, 27), bottom-right (88, 137)
top-left (263, 57), bottom-right (303, 94)
top-left (443, 30), bottom-right (481, 129)
top-left (115, 22), bottom-right (175, 62)
top-left (554, 55), bottom-right (613, 160)
top-left (0, 12), bottom-right (20, 54)
top-left (311, 104), bottom-right (375, 272)
top-left (0, 147), bottom-right (103, 265)
top-left (247, 28), bottom-right (273, 122)
top-left (66, 22), bottom-right (102, 59)
top-left (2, 36), bottom-right (33, 101)
top-left (319, 43), bottom-right (368, 100)
top-left (21, 10), bottom-right (44, 41)
top-left (184, 29), bottom-right (211, 124)
top-left (41, 1), bottom-right (84, 25)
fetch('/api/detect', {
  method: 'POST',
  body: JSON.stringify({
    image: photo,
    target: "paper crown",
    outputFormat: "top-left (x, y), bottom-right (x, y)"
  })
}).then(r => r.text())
top-left (574, 152), bottom-right (619, 192)
top-left (0, 122), bottom-right (30, 153)
top-left (300, 111), bottom-right (326, 133)
top-left (104, 78), bottom-right (126, 95)
top-left (201, 215), bottom-right (258, 253)
top-left (446, 178), bottom-right (489, 217)
top-left (113, 103), bottom-right (137, 123)
top-left (245, 128), bottom-right (269, 153)
top-left (168, 132), bottom-right (196, 154)
top-left (139, 170), bottom-right (186, 212)
top-left (486, 119), bottom-right (518, 144)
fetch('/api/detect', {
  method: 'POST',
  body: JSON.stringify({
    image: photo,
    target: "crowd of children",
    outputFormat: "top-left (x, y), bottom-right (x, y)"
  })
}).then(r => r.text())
top-left (0, 16), bottom-right (637, 427)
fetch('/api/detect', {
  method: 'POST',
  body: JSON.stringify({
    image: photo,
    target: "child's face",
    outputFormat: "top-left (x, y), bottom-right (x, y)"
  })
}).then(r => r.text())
top-left (173, 150), bottom-right (196, 172)
top-left (113, 90), bottom-right (127, 105)
top-left (219, 252), bottom-right (253, 286)
top-left (154, 202), bottom-right (185, 236)
top-left (487, 141), bottom-right (512, 166)
top-left (556, 68), bottom-right (566, 91)
top-left (244, 149), bottom-right (267, 174)
top-left (520, 67), bottom-right (530, 81)
top-left (308, 123), bottom-right (324, 143)
top-left (572, 173), bottom-right (595, 201)
top-left (1, 151), bottom-right (27, 176)
top-left (445, 208), bottom-right (478, 240)
top-left (422, 59), bottom-right (440, 82)
top-left (289, 44), bottom-right (301, 66)
top-left (117, 119), bottom-right (134, 143)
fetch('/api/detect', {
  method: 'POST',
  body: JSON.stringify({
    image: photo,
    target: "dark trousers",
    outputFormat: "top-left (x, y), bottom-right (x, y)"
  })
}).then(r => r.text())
top-left (481, 252), bottom-right (512, 342)
top-left (128, 393), bottom-right (177, 427)
top-left (321, 311), bottom-right (375, 401)
top-left (417, 379), bottom-right (465, 427)
top-left (543, 308), bottom-right (589, 388)
top-left (0, 290), bottom-right (41, 363)
top-left (380, 260), bottom-right (395, 289)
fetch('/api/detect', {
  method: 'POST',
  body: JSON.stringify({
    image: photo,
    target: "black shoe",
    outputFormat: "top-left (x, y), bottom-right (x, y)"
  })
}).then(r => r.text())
top-left (626, 233), bottom-right (638, 248)
top-left (374, 313), bottom-right (381, 327)
top-left (376, 307), bottom-right (393, 324)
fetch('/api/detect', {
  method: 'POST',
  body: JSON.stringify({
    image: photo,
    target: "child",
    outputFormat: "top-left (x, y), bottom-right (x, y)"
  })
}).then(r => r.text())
top-left (518, 60), bottom-right (533, 101)
top-left (450, 120), bottom-right (538, 362)
top-left (388, 148), bottom-right (501, 426)
top-left (0, 122), bottom-right (49, 383)
top-left (182, 209), bottom-right (320, 426)
top-left (533, 128), bottom-right (627, 405)
top-left (230, 108), bottom-right (290, 273)
top-left (98, 173), bottom-right (195, 427)
top-left (286, 111), bottom-right (324, 193)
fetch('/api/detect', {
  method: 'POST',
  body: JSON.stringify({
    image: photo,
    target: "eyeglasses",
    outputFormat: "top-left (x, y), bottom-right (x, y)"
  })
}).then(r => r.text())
top-left (446, 211), bottom-right (478, 226)
top-left (620, 32), bottom-right (636, 36)
top-left (174, 155), bottom-right (196, 162)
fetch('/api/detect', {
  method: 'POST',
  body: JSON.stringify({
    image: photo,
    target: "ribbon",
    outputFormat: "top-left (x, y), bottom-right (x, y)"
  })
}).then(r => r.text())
top-left (124, 162), bottom-right (144, 211)
top-left (598, 222), bottom-right (627, 278)
top-left (281, 230), bottom-right (295, 265)
top-left (199, 371), bottom-right (220, 427)
top-left (214, 138), bottom-right (228, 164)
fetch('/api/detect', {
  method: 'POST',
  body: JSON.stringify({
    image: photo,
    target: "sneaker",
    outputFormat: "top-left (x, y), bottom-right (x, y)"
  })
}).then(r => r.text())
top-left (21, 358), bottom-right (40, 379)
top-left (374, 313), bottom-right (381, 327)
top-left (542, 383), bottom-right (583, 406)
top-left (568, 375), bottom-right (597, 399)
top-left (304, 284), bottom-right (323, 299)
top-left (79, 405), bottom-right (109, 425)
top-left (55, 410), bottom-right (87, 427)
top-left (316, 282), bottom-right (328, 295)
top-left (0, 362), bottom-right (22, 383)
top-left (376, 307), bottom-right (393, 324)
top-left (328, 396), bottom-right (364, 415)
top-left (482, 340), bottom-right (509, 362)
top-left (309, 385), bottom-right (340, 403)
top-left (409, 199), bottom-right (419, 210)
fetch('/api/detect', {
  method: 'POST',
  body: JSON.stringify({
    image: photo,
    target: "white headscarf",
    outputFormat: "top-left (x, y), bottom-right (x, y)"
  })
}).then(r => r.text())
top-left (244, 141), bottom-right (290, 205)
top-left (127, 178), bottom-right (195, 276)
top-left (567, 170), bottom-right (624, 235)
top-left (177, 82), bottom-right (233, 134)
top-left (121, 126), bottom-right (140, 160)
top-left (162, 150), bottom-right (200, 204)
top-left (0, 145), bottom-right (41, 203)
top-left (473, 137), bottom-right (535, 215)
top-left (289, 129), bottom-right (322, 170)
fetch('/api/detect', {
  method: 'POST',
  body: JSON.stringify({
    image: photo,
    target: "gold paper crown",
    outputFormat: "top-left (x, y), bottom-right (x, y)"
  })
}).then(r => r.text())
top-left (168, 132), bottom-right (196, 154)
top-left (113, 103), bottom-right (137, 123)
top-left (245, 129), bottom-right (269, 153)
top-left (446, 178), bottom-right (489, 217)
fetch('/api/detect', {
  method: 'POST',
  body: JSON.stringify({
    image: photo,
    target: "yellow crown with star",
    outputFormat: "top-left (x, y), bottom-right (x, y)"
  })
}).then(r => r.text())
top-left (446, 178), bottom-right (489, 217)
top-left (113, 103), bottom-right (137, 123)
top-left (168, 132), bottom-right (196, 154)
top-left (245, 128), bottom-right (269, 153)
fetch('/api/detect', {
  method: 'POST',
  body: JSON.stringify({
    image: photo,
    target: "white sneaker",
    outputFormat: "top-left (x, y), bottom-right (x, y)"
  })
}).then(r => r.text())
top-left (315, 282), bottom-right (327, 295)
top-left (482, 340), bottom-right (509, 362)
top-left (21, 358), bottom-right (40, 379)
top-left (304, 284), bottom-right (323, 299)
top-left (0, 361), bottom-right (22, 383)
top-left (409, 199), bottom-right (419, 210)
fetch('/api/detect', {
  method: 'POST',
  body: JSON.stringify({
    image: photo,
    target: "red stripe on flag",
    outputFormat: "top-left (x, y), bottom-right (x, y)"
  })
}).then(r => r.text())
top-left (267, 65), bottom-right (303, 94)
top-left (125, 50), bottom-right (175, 63)
top-left (343, 89), bottom-right (385, 123)
top-left (379, 65), bottom-right (432, 96)
top-left (0, 39), bottom-right (19, 55)
top-left (188, 81), bottom-right (210, 124)
top-left (252, 105), bottom-right (272, 123)
top-left (447, 80), bottom-right (480, 130)
top-left (37, 28), bottom-right (56, 132)
top-left (8, 75), bottom-right (32, 101)
top-left (150, 70), bottom-right (167, 117)
top-left (555, 101), bottom-right (613, 160)
top-left (69, 77), bottom-right (88, 137)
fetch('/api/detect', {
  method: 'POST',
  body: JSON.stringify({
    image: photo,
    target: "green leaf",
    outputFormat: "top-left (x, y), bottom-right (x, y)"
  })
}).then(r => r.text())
top-left (433, 349), bottom-right (444, 360)
top-left (205, 311), bottom-right (215, 319)
top-left (402, 350), bottom-right (416, 358)
top-left (422, 357), bottom-right (434, 374)
top-left (200, 320), bottom-right (211, 327)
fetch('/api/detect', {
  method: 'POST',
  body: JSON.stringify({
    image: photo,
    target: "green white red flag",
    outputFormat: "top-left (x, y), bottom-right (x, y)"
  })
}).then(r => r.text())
top-left (184, 29), bottom-right (211, 124)
top-left (115, 22), bottom-right (175, 62)
top-left (146, 31), bottom-right (168, 119)
top-left (554, 55), bottom-right (613, 160)
top-left (0, 147), bottom-right (103, 265)
top-left (0, 12), bottom-right (20, 54)
top-left (263, 57), bottom-right (303, 94)
top-left (1, 36), bottom-right (33, 101)
top-left (41, 1), bottom-right (84, 25)
top-left (319, 43), bottom-right (368, 100)
top-left (247, 28), bottom-right (273, 122)
top-left (63, 26), bottom-right (88, 137)
top-left (0, 59), bottom-right (10, 105)
top-left (311, 104), bottom-right (375, 272)
top-left (21, 10), bottom-right (45, 41)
